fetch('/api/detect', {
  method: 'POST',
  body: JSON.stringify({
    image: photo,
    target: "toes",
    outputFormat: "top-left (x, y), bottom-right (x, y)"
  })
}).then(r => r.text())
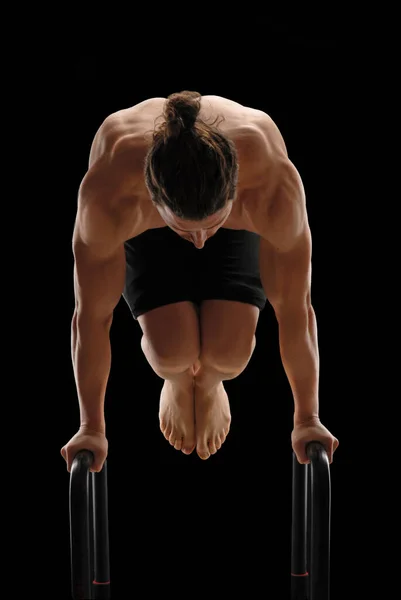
top-left (164, 425), bottom-right (172, 440)
top-left (168, 433), bottom-right (188, 451)
top-left (174, 437), bottom-right (183, 451)
top-left (220, 429), bottom-right (229, 444)
top-left (197, 441), bottom-right (210, 460)
top-left (215, 433), bottom-right (228, 451)
top-left (161, 424), bottom-right (195, 454)
top-left (208, 439), bottom-right (217, 455)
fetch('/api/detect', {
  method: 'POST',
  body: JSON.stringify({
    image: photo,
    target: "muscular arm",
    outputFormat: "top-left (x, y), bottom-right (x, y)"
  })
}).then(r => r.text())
top-left (72, 130), bottom-right (127, 432)
top-left (259, 160), bottom-right (319, 423)
top-left (72, 236), bottom-right (125, 432)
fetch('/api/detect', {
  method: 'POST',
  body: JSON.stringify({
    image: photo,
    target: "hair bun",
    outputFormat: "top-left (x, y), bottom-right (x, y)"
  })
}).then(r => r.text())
top-left (164, 90), bottom-right (201, 138)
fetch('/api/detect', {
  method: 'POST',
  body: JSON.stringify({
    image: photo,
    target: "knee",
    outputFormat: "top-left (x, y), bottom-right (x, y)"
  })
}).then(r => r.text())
top-left (201, 335), bottom-right (256, 375)
top-left (141, 334), bottom-right (200, 374)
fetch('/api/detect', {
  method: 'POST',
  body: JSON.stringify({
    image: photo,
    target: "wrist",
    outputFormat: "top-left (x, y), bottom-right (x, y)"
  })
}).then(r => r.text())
top-left (294, 413), bottom-right (319, 426)
top-left (80, 422), bottom-right (106, 435)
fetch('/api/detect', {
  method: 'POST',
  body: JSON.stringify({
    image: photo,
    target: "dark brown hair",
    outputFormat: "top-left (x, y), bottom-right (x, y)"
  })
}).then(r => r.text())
top-left (144, 91), bottom-right (239, 221)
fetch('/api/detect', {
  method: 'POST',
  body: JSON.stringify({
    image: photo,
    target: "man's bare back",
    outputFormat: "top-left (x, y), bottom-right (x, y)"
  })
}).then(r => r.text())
top-left (85, 95), bottom-right (290, 244)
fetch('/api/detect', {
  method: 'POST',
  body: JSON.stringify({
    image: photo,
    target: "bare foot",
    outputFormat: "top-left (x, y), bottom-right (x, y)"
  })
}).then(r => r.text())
top-left (159, 380), bottom-right (196, 454)
top-left (194, 382), bottom-right (231, 459)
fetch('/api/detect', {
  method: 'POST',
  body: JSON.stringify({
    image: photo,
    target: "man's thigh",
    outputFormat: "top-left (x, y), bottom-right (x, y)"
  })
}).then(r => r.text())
top-left (199, 299), bottom-right (260, 372)
top-left (137, 301), bottom-right (201, 370)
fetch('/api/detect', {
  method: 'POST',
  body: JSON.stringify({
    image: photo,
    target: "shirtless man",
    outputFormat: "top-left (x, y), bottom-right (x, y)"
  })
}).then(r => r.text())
top-left (61, 91), bottom-right (339, 472)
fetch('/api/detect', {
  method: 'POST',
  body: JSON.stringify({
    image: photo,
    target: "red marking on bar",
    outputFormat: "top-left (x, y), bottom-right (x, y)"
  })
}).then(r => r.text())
top-left (93, 580), bottom-right (110, 585)
top-left (291, 572), bottom-right (309, 577)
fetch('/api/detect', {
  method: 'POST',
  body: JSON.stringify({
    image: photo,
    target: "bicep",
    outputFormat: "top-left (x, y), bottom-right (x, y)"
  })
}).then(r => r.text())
top-left (259, 158), bottom-right (312, 313)
top-left (259, 222), bottom-right (312, 315)
top-left (73, 180), bottom-right (126, 319)
top-left (72, 134), bottom-right (129, 319)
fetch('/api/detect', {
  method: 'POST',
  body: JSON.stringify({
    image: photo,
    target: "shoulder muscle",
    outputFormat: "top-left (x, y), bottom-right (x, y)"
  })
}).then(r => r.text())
top-left (73, 160), bottom-right (123, 257)
top-left (88, 111), bottom-right (126, 168)
top-left (263, 160), bottom-right (308, 253)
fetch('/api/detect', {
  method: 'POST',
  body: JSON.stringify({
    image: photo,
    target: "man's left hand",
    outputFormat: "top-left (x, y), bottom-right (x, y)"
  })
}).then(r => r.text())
top-left (291, 416), bottom-right (339, 464)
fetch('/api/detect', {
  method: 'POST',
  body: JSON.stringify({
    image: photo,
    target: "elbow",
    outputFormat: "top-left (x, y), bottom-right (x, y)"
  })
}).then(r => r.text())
top-left (73, 305), bottom-right (114, 329)
top-left (274, 295), bottom-right (313, 323)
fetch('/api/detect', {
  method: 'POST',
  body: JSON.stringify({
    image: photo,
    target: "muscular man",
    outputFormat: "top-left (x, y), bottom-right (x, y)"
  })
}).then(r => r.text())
top-left (61, 91), bottom-right (339, 471)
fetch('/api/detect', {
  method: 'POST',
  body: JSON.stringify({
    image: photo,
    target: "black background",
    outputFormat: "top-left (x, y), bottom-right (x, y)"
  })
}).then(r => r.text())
top-left (16, 17), bottom-right (380, 600)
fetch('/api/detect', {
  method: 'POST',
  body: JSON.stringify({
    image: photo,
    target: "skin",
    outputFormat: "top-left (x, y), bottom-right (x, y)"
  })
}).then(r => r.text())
top-left (68, 95), bottom-right (339, 465)
top-left (156, 203), bottom-right (233, 249)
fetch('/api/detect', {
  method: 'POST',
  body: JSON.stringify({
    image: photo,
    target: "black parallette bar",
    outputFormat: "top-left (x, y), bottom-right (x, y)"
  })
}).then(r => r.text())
top-left (69, 450), bottom-right (111, 599)
top-left (291, 441), bottom-right (331, 600)
top-left (291, 448), bottom-right (308, 600)
top-left (308, 442), bottom-right (331, 600)
top-left (92, 460), bottom-right (110, 593)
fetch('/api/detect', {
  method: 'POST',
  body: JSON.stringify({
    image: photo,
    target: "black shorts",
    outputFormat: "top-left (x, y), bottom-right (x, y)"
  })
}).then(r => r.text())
top-left (123, 227), bottom-right (267, 320)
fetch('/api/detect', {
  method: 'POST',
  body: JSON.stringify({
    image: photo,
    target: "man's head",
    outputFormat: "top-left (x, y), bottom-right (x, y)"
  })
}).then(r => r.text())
top-left (144, 91), bottom-right (238, 247)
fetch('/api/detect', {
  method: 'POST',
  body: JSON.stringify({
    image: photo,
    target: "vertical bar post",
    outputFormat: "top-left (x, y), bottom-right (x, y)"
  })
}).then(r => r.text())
top-left (309, 442), bottom-right (331, 600)
top-left (291, 450), bottom-right (309, 599)
top-left (69, 450), bottom-right (111, 599)
top-left (92, 460), bottom-right (111, 598)
top-left (291, 441), bottom-right (331, 600)
top-left (70, 450), bottom-right (93, 599)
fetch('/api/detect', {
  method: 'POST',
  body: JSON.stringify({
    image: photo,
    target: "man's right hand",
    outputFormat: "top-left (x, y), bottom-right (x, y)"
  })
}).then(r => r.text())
top-left (61, 426), bottom-right (108, 473)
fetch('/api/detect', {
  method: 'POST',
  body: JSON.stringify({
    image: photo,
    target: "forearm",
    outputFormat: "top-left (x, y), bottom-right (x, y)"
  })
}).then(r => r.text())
top-left (276, 305), bottom-right (320, 423)
top-left (71, 312), bottom-right (112, 433)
